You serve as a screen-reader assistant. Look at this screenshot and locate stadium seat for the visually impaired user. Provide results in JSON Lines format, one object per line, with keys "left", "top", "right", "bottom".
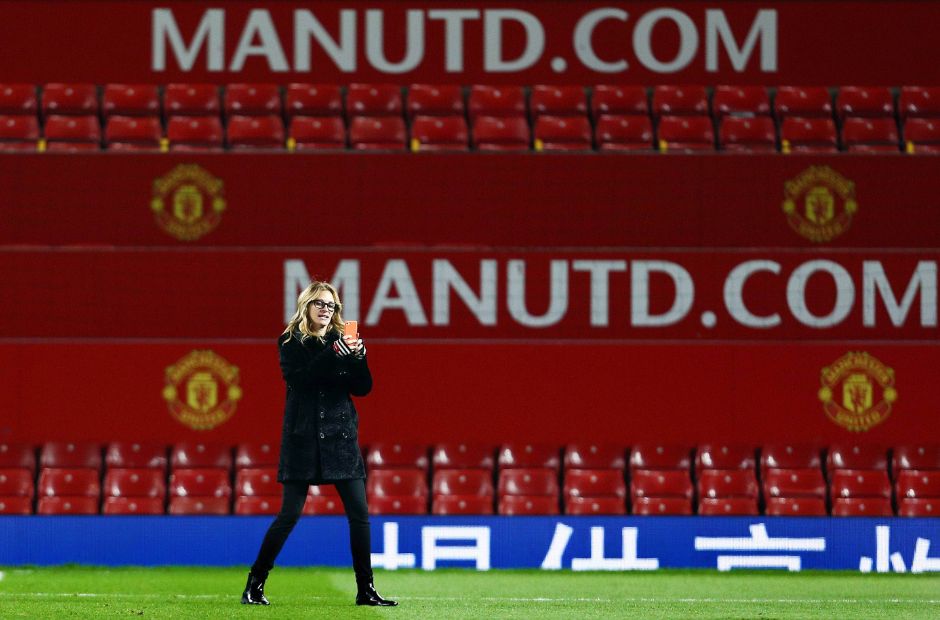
{"left": 895, "top": 470, "right": 940, "bottom": 499}
{"left": 0, "top": 114, "right": 39, "bottom": 151}
{"left": 224, "top": 83, "right": 281, "bottom": 116}
{"left": 0, "top": 83, "right": 38, "bottom": 113}
{"left": 349, "top": 116, "right": 406, "bottom": 150}
{"left": 899, "top": 86, "right": 940, "bottom": 119}
{"left": 103, "top": 497, "right": 165, "bottom": 515}
{"left": 43, "top": 115, "right": 101, "bottom": 151}
{"left": 498, "top": 495, "right": 558, "bottom": 515}
{"left": 780, "top": 118, "right": 838, "bottom": 153}
{"left": 652, "top": 85, "right": 709, "bottom": 117}
{"left": 762, "top": 469, "right": 826, "bottom": 498}
{"left": 530, "top": 85, "right": 587, "bottom": 118}
{"left": 170, "top": 443, "right": 232, "bottom": 469}
{"left": 563, "top": 469, "right": 626, "bottom": 499}
{"left": 904, "top": 118, "right": 940, "bottom": 154}
{"left": 103, "top": 469, "right": 166, "bottom": 498}
{"left": 40, "top": 442, "right": 101, "bottom": 470}
{"left": 698, "top": 497, "right": 759, "bottom": 516}
{"left": 37, "top": 496, "right": 99, "bottom": 515}
{"left": 105, "top": 116, "right": 163, "bottom": 151}
{"left": 368, "top": 495, "right": 427, "bottom": 515}
{"left": 712, "top": 86, "right": 771, "bottom": 118}
{"left": 893, "top": 445, "right": 940, "bottom": 470}
{"left": 105, "top": 442, "right": 167, "bottom": 470}
{"left": 696, "top": 470, "right": 759, "bottom": 499}
{"left": 718, "top": 117, "right": 777, "bottom": 153}
{"left": 235, "top": 443, "right": 279, "bottom": 469}
{"left": 410, "top": 115, "right": 469, "bottom": 152}
{"left": 472, "top": 116, "right": 530, "bottom": 151}
{"left": 432, "top": 469, "right": 494, "bottom": 496}
{"left": 826, "top": 444, "right": 888, "bottom": 472}
{"left": 235, "top": 468, "right": 280, "bottom": 497}
{"left": 0, "top": 497, "right": 33, "bottom": 514}
{"left": 774, "top": 86, "right": 833, "bottom": 119}
{"left": 897, "top": 498, "right": 938, "bottom": 517}
{"left": 764, "top": 496, "right": 827, "bottom": 516}
{"left": 592, "top": 85, "right": 649, "bottom": 118}
{"left": 407, "top": 84, "right": 464, "bottom": 118}
{"left": 829, "top": 469, "right": 891, "bottom": 498}
{"left": 0, "top": 443, "right": 36, "bottom": 472}
{"left": 347, "top": 83, "right": 402, "bottom": 117}
{"left": 564, "top": 444, "right": 626, "bottom": 470}
{"left": 168, "top": 468, "right": 232, "bottom": 498}
{"left": 164, "top": 83, "right": 220, "bottom": 116}
{"left": 166, "top": 116, "right": 224, "bottom": 151}
{"left": 0, "top": 469, "right": 34, "bottom": 497}
{"left": 431, "top": 443, "right": 495, "bottom": 470}
{"left": 696, "top": 445, "right": 756, "bottom": 471}
{"left": 836, "top": 86, "right": 895, "bottom": 119}
{"left": 657, "top": 116, "right": 715, "bottom": 152}
{"left": 38, "top": 468, "right": 100, "bottom": 496}
{"left": 234, "top": 496, "right": 280, "bottom": 515}
{"left": 468, "top": 85, "right": 526, "bottom": 119}
{"left": 102, "top": 84, "right": 160, "bottom": 117}
{"left": 366, "top": 443, "right": 429, "bottom": 469}
{"left": 304, "top": 495, "right": 345, "bottom": 515}
{"left": 842, "top": 118, "right": 900, "bottom": 152}
{"left": 632, "top": 496, "right": 692, "bottom": 515}
{"left": 288, "top": 116, "right": 346, "bottom": 151}
{"left": 760, "top": 444, "right": 821, "bottom": 471}
{"left": 534, "top": 115, "right": 592, "bottom": 151}
{"left": 285, "top": 84, "right": 343, "bottom": 117}
{"left": 168, "top": 497, "right": 230, "bottom": 515}
{"left": 227, "top": 114, "right": 285, "bottom": 150}
{"left": 631, "top": 469, "right": 693, "bottom": 499}
{"left": 595, "top": 115, "right": 654, "bottom": 151}
{"left": 432, "top": 495, "right": 494, "bottom": 515}
{"left": 309, "top": 484, "right": 340, "bottom": 497}
{"left": 630, "top": 444, "right": 691, "bottom": 470}
{"left": 565, "top": 495, "right": 626, "bottom": 515}
{"left": 498, "top": 469, "right": 559, "bottom": 496}
{"left": 41, "top": 83, "right": 98, "bottom": 115}
{"left": 367, "top": 469, "right": 429, "bottom": 497}
{"left": 497, "top": 444, "right": 561, "bottom": 469}
{"left": 831, "top": 497, "right": 893, "bottom": 517}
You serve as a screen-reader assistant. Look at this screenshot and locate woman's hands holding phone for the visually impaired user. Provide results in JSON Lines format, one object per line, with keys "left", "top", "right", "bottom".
{"left": 334, "top": 334, "right": 366, "bottom": 358}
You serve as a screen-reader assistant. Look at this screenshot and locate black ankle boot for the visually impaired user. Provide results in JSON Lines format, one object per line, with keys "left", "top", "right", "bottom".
{"left": 241, "top": 572, "right": 270, "bottom": 605}
{"left": 356, "top": 581, "right": 398, "bottom": 606}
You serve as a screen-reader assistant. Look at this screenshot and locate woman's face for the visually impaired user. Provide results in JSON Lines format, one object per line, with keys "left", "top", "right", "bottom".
{"left": 308, "top": 290, "right": 336, "bottom": 331}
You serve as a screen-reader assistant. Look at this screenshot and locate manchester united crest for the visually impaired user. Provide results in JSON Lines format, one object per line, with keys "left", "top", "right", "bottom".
{"left": 163, "top": 350, "right": 242, "bottom": 430}
{"left": 819, "top": 352, "right": 897, "bottom": 432}
{"left": 782, "top": 166, "right": 857, "bottom": 242}
{"left": 151, "top": 164, "right": 226, "bottom": 241}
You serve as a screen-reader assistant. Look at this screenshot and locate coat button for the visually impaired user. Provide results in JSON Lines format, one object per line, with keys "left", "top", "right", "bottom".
{"left": 319, "top": 433, "right": 325, "bottom": 439}
{"left": 320, "top": 413, "right": 325, "bottom": 419}
{"left": 342, "top": 432, "right": 348, "bottom": 439}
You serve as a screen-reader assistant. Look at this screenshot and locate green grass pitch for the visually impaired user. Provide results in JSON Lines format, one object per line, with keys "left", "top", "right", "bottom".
{"left": 1, "top": 566, "right": 938, "bottom": 619}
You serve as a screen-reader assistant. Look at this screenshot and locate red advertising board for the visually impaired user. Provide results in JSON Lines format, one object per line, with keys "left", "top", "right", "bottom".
{"left": 0, "top": 1, "right": 938, "bottom": 85}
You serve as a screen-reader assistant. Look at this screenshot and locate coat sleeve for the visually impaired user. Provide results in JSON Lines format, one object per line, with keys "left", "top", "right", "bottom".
{"left": 344, "top": 355, "right": 373, "bottom": 397}
{"left": 279, "top": 335, "right": 338, "bottom": 390}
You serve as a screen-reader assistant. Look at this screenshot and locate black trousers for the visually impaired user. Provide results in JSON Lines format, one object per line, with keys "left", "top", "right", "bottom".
{"left": 250, "top": 478, "right": 373, "bottom": 585}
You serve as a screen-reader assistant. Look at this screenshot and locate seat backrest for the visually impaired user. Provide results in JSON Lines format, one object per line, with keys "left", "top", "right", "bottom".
{"left": 407, "top": 84, "right": 464, "bottom": 118}
{"left": 0, "top": 443, "right": 36, "bottom": 472}
{"left": 630, "top": 469, "right": 692, "bottom": 498}
{"left": 468, "top": 85, "right": 526, "bottom": 120}
{"left": 227, "top": 114, "right": 285, "bottom": 148}
{"left": 761, "top": 444, "right": 822, "bottom": 471}
{"left": 696, "top": 469, "right": 759, "bottom": 498}
{"left": 103, "top": 468, "right": 166, "bottom": 498}
{"left": 365, "top": 443, "right": 429, "bottom": 469}
{"left": 826, "top": 444, "right": 888, "bottom": 472}
{"left": 472, "top": 116, "right": 530, "bottom": 149}
{"left": 592, "top": 85, "right": 648, "bottom": 118}
{"left": 431, "top": 443, "right": 495, "bottom": 470}
{"left": 42, "top": 83, "right": 98, "bottom": 115}
{"left": 899, "top": 86, "right": 940, "bottom": 119}
{"left": 235, "top": 443, "right": 279, "bottom": 469}
{"left": 695, "top": 444, "right": 757, "bottom": 471}
{"left": 432, "top": 469, "right": 494, "bottom": 496}
{"left": 563, "top": 469, "right": 626, "bottom": 498}
{"left": 170, "top": 443, "right": 232, "bottom": 469}
{"left": 285, "top": 84, "right": 343, "bottom": 117}
{"left": 102, "top": 84, "right": 160, "bottom": 117}
{"left": 774, "top": 86, "right": 833, "bottom": 119}
{"left": 497, "top": 444, "right": 560, "bottom": 469}
{"left": 497, "top": 468, "right": 559, "bottom": 496}
{"left": 348, "top": 116, "right": 406, "bottom": 149}
{"left": 836, "top": 86, "right": 895, "bottom": 119}
{"left": 829, "top": 469, "right": 891, "bottom": 499}
{"left": 105, "top": 442, "right": 168, "bottom": 469}
{"left": 762, "top": 468, "right": 826, "bottom": 498}
{"left": 652, "top": 85, "right": 709, "bottom": 117}
{"left": 366, "top": 469, "right": 429, "bottom": 497}
{"left": 0, "top": 84, "right": 38, "bottom": 114}
{"left": 630, "top": 444, "right": 691, "bottom": 470}
{"left": 224, "top": 83, "right": 282, "bottom": 116}
{"left": 563, "top": 444, "right": 626, "bottom": 470}
{"left": 347, "top": 83, "right": 403, "bottom": 117}
{"left": 168, "top": 468, "right": 232, "bottom": 498}
{"left": 37, "top": 468, "right": 101, "bottom": 497}
{"left": 164, "top": 83, "right": 220, "bottom": 116}
{"left": 40, "top": 442, "right": 101, "bottom": 469}
{"left": 234, "top": 468, "right": 280, "bottom": 497}
{"left": 595, "top": 114, "right": 653, "bottom": 147}
{"left": 530, "top": 85, "right": 587, "bottom": 118}
{"left": 712, "top": 85, "right": 771, "bottom": 118}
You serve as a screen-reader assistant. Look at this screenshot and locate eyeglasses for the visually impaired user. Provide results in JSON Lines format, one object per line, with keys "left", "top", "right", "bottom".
{"left": 311, "top": 299, "right": 339, "bottom": 312}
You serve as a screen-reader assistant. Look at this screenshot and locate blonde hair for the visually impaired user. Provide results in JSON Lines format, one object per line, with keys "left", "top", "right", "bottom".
{"left": 282, "top": 281, "right": 344, "bottom": 343}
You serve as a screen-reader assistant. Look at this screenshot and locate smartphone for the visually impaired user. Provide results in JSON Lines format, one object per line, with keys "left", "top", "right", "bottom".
{"left": 343, "top": 320, "right": 358, "bottom": 339}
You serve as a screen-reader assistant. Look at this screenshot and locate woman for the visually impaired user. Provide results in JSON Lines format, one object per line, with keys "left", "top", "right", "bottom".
{"left": 242, "top": 281, "right": 397, "bottom": 607}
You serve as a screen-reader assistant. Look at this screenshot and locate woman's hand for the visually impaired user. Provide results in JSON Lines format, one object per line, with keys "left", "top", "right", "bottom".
{"left": 333, "top": 335, "right": 366, "bottom": 358}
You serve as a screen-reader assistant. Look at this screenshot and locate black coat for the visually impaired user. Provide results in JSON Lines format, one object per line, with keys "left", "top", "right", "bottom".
{"left": 276, "top": 330, "right": 372, "bottom": 483}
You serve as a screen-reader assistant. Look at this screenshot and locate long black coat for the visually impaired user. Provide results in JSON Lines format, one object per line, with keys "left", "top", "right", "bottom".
{"left": 276, "top": 330, "right": 372, "bottom": 483}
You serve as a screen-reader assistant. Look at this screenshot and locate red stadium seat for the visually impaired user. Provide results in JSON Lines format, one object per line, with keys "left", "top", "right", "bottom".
{"left": 780, "top": 117, "right": 838, "bottom": 153}
{"left": 105, "top": 116, "right": 163, "bottom": 151}
{"left": 37, "top": 496, "right": 98, "bottom": 515}
{"left": 657, "top": 116, "right": 715, "bottom": 152}
{"left": 368, "top": 495, "right": 427, "bottom": 515}
{"left": 170, "top": 443, "right": 232, "bottom": 470}
{"left": 164, "top": 83, "right": 220, "bottom": 116}
{"left": 830, "top": 469, "right": 891, "bottom": 499}
{"left": 0, "top": 469, "right": 34, "bottom": 497}
{"left": 564, "top": 469, "right": 626, "bottom": 499}
{"left": 168, "top": 468, "right": 232, "bottom": 498}
{"left": 899, "top": 86, "right": 940, "bottom": 119}
{"left": 285, "top": 84, "right": 343, "bottom": 117}
{"left": 432, "top": 444, "right": 495, "bottom": 470}
{"left": 827, "top": 444, "right": 888, "bottom": 472}
{"left": 367, "top": 469, "right": 428, "bottom": 497}
{"left": 366, "top": 443, "right": 429, "bottom": 469}
{"left": 105, "top": 442, "right": 167, "bottom": 470}
{"left": 498, "top": 469, "right": 559, "bottom": 496}
{"left": 0, "top": 497, "right": 33, "bottom": 514}
{"left": 697, "top": 470, "right": 759, "bottom": 499}
{"left": 592, "top": 85, "right": 648, "bottom": 118}
{"left": 468, "top": 85, "right": 526, "bottom": 120}
{"left": 235, "top": 468, "right": 280, "bottom": 497}
{"left": 42, "top": 83, "right": 97, "bottom": 115}
{"left": 836, "top": 86, "right": 895, "bottom": 119}
{"left": 696, "top": 445, "right": 757, "bottom": 471}
{"left": 497, "top": 444, "right": 560, "bottom": 469}
{"left": 530, "top": 85, "right": 587, "bottom": 118}
{"left": 227, "top": 114, "right": 285, "bottom": 150}
{"left": 712, "top": 86, "right": 771, "bottom": 118}
{"left": 632, "top": 497, "right": 691, "bottom": 515}
{"left": 349, "top": 116, "right": 406, "bottom": 150}
{"left": 166, "top": 116, "right": 224, "bottom": 151}
{"left": 289, "top": 116, "right": 346, "bottom": 151}
{"left": 765, "top": 497, "right": 827, "bottom": 516}
{"left": 0, "top": 84, "right": 38, "bottom": 114}
{"left": 472, "top": 116, "right": 529, "bottom": 151}
{"left": 225, "top": 83, "right": 281, "bottom": 116}
{"left": 718, "top": 117, "right": 777, "bottom": 153}
{"left": 40, "top": 442, "right": 101, "bottom": 470}
{"left": 652, "top": 85, "right": 709, "bottom": 117}
{"left": 630, "top": 444, "right": 691, "bottom": 470}
{"left": 534, "top": 116, "right": 592, "bottom": 151}
{"left": 760, "top": 444, "right": 821, "bottom": 471}
{"left": 774, "top": 86, "right": 833, "bottom": 119}
{"left": 235, "top": 443, "right": 279, "bottom": 469}
{"left": 309, "top": 484, "right": 340, "bottom": 497}
{"left": 432, "top": 469, "right": 494, "bottom": 496}
{"left": 564, "top": 444, "right": 626, "bottom": 470}
{"left": 0, "top": 443, "right": 36, "bottom": 472}
{"left": 905, "top": 119, "right": 940, "bottom": 154}
{"left": 168, "top": 497, "right": 230, "bottom": 515}
{"left": 896, "top": 470, "right": 940, "bottom": 499}
{"left": 565, "top": 496, "right": 626, "bottom": 515}
{"left": 432, "top": 495, "right": 494, "bottom": 515}
{"left": 898, "top": 498, "right": 938, "bottom": 517}
{"left": 498, "top": 495, "right": 558, "bottom": 515}
{"left": 234, "top": 496, "right": 280, "bottom": 515}
{"left": 631, "top": 469, "right": 693, "bottom": 499}
{"left": 102, "top": 84, "right": 160, "bottom": 117}
{"left": 842, "top": 118, "right": 900, "bottom": 152}
{"left": 0, "top": 115, "right": 39, "bottom": 151}
{"left": 595, "top": 115, "right": 654, "bottom": 151}
{"left": 407, "top": 84, "right": 464, "bottom": 118}
{"left": 893, "top": 445, "right": 940, "bottom": 471}
{"left": 831, "top": 497, "right": 893, "bottom": 517}
{"left": 43, "top": 115, "right": 101, "bottom": 150}
{"left": 698, "top": 497, "right": 759, "bottom": 516}
{"left": 762, "top": 469, "right": 826, "bottom": 498}
{"left": 304, "top": 495, "right": 345, "bottom": 515}
{"left": 410, "top": 115, "right": 469, "bottom": 152}
{"left": 103, "top": 469, "right": 166, "bottom": 498}
{"left": 103, "top": 497, "right": 165, "bottom": 515}
{"left": 347, "top": 83, "right": 402, "bottom": 117}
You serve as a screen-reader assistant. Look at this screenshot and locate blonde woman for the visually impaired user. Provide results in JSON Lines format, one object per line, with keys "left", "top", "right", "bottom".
{"left": 242, "top": 281, "right": 397, "bottom": 607}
